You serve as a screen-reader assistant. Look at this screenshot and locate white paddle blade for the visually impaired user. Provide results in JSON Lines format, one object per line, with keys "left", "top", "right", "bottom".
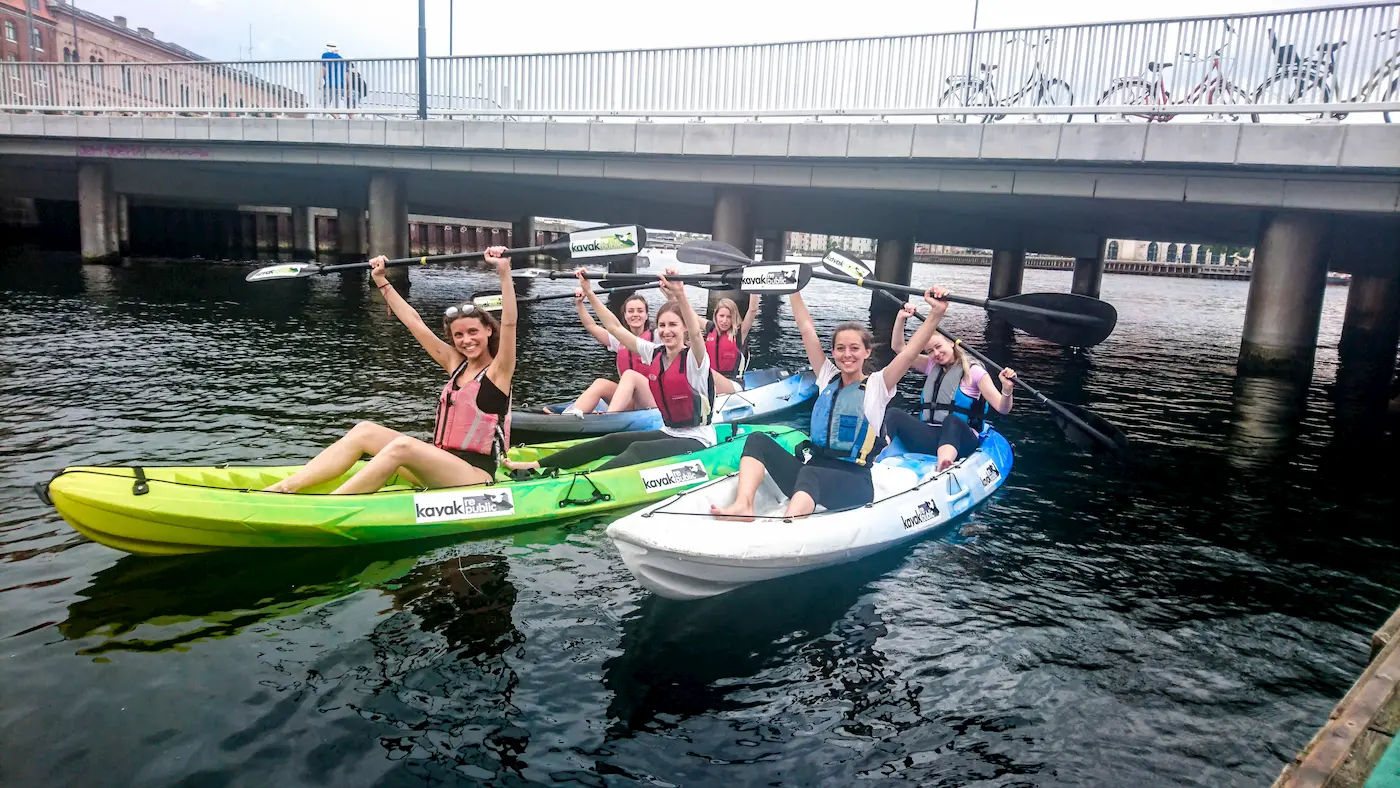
{"left": 737, "top": 263, "right": 809, "bottom": 294}
{"left": 245, "top": 264, "right": 311, "bottom": 282}
{"left": 566, "top": 225, "right": 646, "bottom": 260}
{"left": 821, "top": 249, "right": 872, "bottom": 280}
{"left": 472, "top": 293, "right": 504, "bottom": 313}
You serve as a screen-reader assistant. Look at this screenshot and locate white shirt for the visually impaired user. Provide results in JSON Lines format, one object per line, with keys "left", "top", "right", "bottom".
{"left": 633, "top": 337, "right": 716, "bottom": 447}
{"left": 815, "top": 360, "right": 897, "bottom": 439}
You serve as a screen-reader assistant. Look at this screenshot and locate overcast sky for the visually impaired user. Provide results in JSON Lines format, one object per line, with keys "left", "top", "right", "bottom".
{"left": 74, "top": 0, "right": 1331, "bottom": 61}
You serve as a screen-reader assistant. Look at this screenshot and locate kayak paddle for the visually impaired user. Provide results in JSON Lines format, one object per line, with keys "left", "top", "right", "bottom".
{"left": 819, "top": 249, "right": 1118, "bottom": 348}
{"left": 468, "top": 281, "right": 661, "bottom": 312}
{"left": 526, "top": 260, "right": 813, "bottom": 296}
{"left": 244, "top": 225, "right": 649, "bottom": 283}
{"left": 885, "top": 291, "right": 1129, "bottom": 456}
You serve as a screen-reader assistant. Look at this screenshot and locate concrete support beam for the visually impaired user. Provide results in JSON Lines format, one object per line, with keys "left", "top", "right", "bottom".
{"left": 512, "top": 215, "right": 538, "bottom": 268}
{"left": 988, "top": 249, "right": 1025, "bottom": 300}
{"left": 77, "top": 162, "right": 117, "bottom": 263}
{"left": 708, "top": 188, "right": 754, "bottom": 314}
{"left": 1238, "top": 212, "right": 1331, "bottom": 378}
{"left": 1071, "top": 240, "right": 1106, "bottom": 299}
{"left": 872, "top": 236, "right": 914, "bottom": 345}
{"left": 291, "top": 206, "right": 316, "bottom": 258}
{"left": 338, "top": 206, "right": 365, "bottom": 262}
{"left": 1335, "top": 271, "right": 1400, "bottom": 409}
{"left": 113, "top": 194, "right": 128, "bottom": 256}
{"left": 760, "top": 231, "right": 786, "bottom": 263}
{"left": 369, "top": 172, "right": 407, "bottom": 283}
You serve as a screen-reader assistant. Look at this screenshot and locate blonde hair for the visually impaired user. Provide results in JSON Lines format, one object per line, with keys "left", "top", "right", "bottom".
{"left": 711, "top": 298, "right": 740, "bottom": 335}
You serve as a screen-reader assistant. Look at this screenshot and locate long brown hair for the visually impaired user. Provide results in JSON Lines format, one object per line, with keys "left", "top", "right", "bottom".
{"left": 654, "top": 301, "right": 688, "bottom": 344}
{"left": 622, "top": 293, "right": 652, "bottom": 335}
{"left": 443, "top": 305, "right": 501, "bottom": 358}
{"left": 831, "top": 321, "right": 875, "bottom": 374}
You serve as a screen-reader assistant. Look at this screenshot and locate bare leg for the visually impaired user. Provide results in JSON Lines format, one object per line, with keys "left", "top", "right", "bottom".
{"left": 265, "top": 421, "right": 403, "bottom": 493}
{"left": 607, "top": 370, "right": 651, "bottom": 413}
{"left": 333, "top": 435, "right": 492, "bottom": 494}
{"left": 936, "top": 445, "right": 957, "bottom": 472}
{"left": 783, "top": 491, "right": 816, "bottom": 518}
{"left": 569, "top": 378, "right": 617, "bottom": 414}
{"left": 709, "top": 455, "right": 767, "bottom": 521}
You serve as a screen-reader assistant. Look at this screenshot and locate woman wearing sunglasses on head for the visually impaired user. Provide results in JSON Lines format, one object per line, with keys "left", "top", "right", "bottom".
{"left": 264, "top": 247, "right": 517, "bottom": 494}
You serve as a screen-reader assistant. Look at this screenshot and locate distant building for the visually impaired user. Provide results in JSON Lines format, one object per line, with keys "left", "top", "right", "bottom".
{"left": 1, "top": 0, "right": 56, "bottom": 63}
{"left": 1106, "top": 239, "right": 1254, "bottom": 266}
{"left": 787, "top": 233, "right": 876, "bottom": 255}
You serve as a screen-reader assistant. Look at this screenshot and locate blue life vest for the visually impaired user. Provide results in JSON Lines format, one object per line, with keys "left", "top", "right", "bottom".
{"left": 809, "top": 375, "right": 881, "bottom": 465}
{"left": 921, "top": 363, "right": 988, "bottom": 430}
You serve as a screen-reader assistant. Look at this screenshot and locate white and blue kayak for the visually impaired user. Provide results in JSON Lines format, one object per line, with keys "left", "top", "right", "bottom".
{"left": 606, "top": 426, "right": 1013, "bottom": 600}
{"left": 511, "top": 368, "right": 818, "bottom": 437}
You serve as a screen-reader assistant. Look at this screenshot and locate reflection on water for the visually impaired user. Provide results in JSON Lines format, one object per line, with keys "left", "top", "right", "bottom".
{"left": 1, "top": 249, "right": 1398, "bottom": 786}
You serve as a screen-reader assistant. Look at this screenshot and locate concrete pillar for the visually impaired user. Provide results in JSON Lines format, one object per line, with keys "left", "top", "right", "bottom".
{"left": 988, "top": 249, "right": 1025, "bottom": 300}
{"left": 708, "top": 188, "right": 754, "bottom": 314}
{"left": 369, "top": 173, "right": 408, "bottom": 285}
{"left": 1071, "top": 241, "right": 1106, "bottom": 299}
{"left": 759, "top": 231, "right": 786, "bottom": 263}
{"left": 872, "top": 237, "right": 914, "bottom": 357}
{"left": 1335, "top": 271, "right": 1400, "bottom": 407}
{"left": 77, "top": 162, "right": 117, "bottom": 263}
{"left": 337, "top": 206, "right": 365, "bottom": 262}
{"left": 291, "top": 206, "right": 316, "bottom": 258}
{"left": 1238, "top": 212, "right": 1331, "bottom": 378}
{"left": 113, "top": 194, "right": 129, "bottom": 256}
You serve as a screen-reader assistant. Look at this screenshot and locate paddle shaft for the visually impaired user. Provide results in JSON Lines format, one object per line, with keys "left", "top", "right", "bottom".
{"left": 896, "top": 301, "right": 1123, "bottom": 452}
{"left": 517, "top": 281, "right": 659, "bottom": 304}
{"left": 810, "top": 270, "right": 1102, "bottom": 327}
{"left": 315, "top": 242, "right": 563, "bottom": 276}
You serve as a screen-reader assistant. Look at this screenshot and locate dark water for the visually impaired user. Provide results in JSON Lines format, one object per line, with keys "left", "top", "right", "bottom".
{"left": 2, "top": 247, "right": 1397, "bottom": 787}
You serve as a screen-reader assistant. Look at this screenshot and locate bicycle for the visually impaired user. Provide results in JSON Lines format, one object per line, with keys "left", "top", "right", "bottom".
{"left": 937, "top": 34, "right": 1075, "bottom": 123}
{"left": 1095, "top": 23, "right": 1250, "bottom": 122}
{"left": 1249, "top": 28, "right": 1346, "bottom": 122}
{"left": 1350, "top": 28, "right": 1400, "bottom": 123}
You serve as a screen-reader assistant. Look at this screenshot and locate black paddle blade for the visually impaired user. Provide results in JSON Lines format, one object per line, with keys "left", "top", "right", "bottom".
{"left": 245, "top": 263, "right": 320, "bottom": 282}
{"left": 559, "top": 225, "right": 647, "bottom": 262}
{"left": 989, "top": 293, "right": 1118, "bottom": 347}
{"left": 821, "top": 249, "right": 874, "bottom": 280}
{"left": 1052, "top": 402, "right": 1130, "bottom": 455}
{"left": 677, "top": 239, "right": 753, "bottom": 268}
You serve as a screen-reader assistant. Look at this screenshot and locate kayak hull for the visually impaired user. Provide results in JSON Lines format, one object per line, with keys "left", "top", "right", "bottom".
{"left": 512, "top": 368, "right": 817, "bottom": 436}
{"left": 606, "top": 427, "right": 1013, "bottom": 600}
{"left": 44, "top": 424, "right": 809, "bottom": 556}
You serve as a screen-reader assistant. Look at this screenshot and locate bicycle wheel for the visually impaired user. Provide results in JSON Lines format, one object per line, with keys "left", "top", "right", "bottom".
{"left": 1251, "top": 73, "right": 1332, "bottom": 123}
{"left": 1095, "top": 80, "right": 1160, "bottom": 122}
{"left": 938, "top": 79, "right": 997, "bottom": 124}
{"left": 1032, "top": 78, "right": 1075, "bottom": 123}
{"left": 1206, "top": 81, "right": 1252, "bottom": 123}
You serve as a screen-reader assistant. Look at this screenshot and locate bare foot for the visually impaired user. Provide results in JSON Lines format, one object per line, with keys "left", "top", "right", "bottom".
{"left": 262, "top": 480, "right": 296, "bottom": 493}
{"left": 503, "top": 458, "right": 539, "bottom": 471}
{"left": 710, "top": 501, "right": 755, "bottom": 522}
{"left": 936, "top": 458, "right": 954, "bottom": 473}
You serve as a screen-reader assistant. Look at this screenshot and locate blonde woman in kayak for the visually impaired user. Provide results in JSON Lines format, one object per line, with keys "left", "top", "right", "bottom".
{"left": 706, "top": 294, "right": 759, "bottom": 396}
{"left": 265, "top": 248, "right": 517, "bottom": 494}
{"left": 559, "top": 289, "right": 658, "bottom": 415}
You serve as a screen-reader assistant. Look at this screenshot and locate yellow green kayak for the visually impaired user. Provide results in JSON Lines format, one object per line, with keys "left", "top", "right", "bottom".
{"left": 39, "top": 424, "right": 807, "bottom": 557}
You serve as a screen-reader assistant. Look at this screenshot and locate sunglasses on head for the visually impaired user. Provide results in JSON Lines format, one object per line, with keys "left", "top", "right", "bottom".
{"left": 444, "top": 303, "right": 482, "bottom": 319}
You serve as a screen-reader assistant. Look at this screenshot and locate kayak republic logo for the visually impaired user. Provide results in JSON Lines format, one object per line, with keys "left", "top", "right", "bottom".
{"left": 247, "top": 264, "right": 303, "bottom": 281}
{"left": 639, "top": 460, "right": 708, "bottom": 493}
{"left": 740, "top": 264, "right": 801, "bottom": 291}
{"left": 570, "top": 226, "right": 639, "bottom": 258}
{"left": 412, "top": 488, "right": 515, "bottom": 524}
{"left": 978, "top": 460, "right": 1001, "bottom": 488}
{"left": 900, "top": 497, "right": 941, "bottom": 530}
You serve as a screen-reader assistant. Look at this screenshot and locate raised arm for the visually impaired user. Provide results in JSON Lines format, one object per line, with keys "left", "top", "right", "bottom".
{"left": 975, "top": 358, "right": 1016, "bottom": 414}
{"left": 659, "top": 274, "right": 708, "bottom": 366}
{"left": 578, "top": 269, "right": 642, "bottom": 355}
{"left": 370, "top": 255, "right": 458, "bottom": 373}
{"left": 485, "top": 246, "right": 517, "bottom": 392}
{"left": 788, "top": 292, "right": 828, "bottom": 374}
{"left": 882, "top": 287, "right": 948, "bottom": 390}
{"left": 890, "top": 304, "right": 933, "bottom": 370}
{"left": 738, "top": 294, "right": 759, "bottom": 344}
{"left": 574, "top": 292, "right": 613, "bottom": 347}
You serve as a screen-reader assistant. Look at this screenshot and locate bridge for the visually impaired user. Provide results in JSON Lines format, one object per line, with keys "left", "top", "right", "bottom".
{"left": 1, "top": 1, "right": 1399, "bottom": 391}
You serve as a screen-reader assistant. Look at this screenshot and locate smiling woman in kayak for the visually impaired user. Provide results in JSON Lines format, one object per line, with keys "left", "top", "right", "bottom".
{"left": 264, "top": 248, "right": 517, "bottom": 494}
{"left": 711, "top": 286, "right": 947, "bottom": 520}
{"left": 706, "top": 294, "right": 758, "bottom": 395}
{"left": 511, "top": 269, "right": 714, "bottom": 472}
{"left": 559, "top": 290, "right": 657, "bottom": 415}
{"left": 887, "top": 304, "right": 1016, "bottom": 472}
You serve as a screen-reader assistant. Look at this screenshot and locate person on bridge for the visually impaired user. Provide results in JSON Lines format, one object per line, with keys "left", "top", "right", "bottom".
{"left": 884, "top": 303, "right": 1016, "bottom": 472}
{"left": 556, "top": 288, "right": 659, "bottom": 415}
{"left": 709, "top": 287, "right": 944, "bottom": 520}
{"left": 321, "top": 42, "right": 347, "bottom": 112}
{"left": 511, "top": 268, "right": 716, "bottom": 472}
{"left": 264, "top": 247, "right": 518, "bottom": 494}
{"left": 706, "top": 295, "right": 759, "bottom": 395}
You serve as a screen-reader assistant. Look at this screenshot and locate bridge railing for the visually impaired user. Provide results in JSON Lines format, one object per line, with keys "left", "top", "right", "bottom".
{"left": 1, "top": 2, "right": 1398, "bottom": 121}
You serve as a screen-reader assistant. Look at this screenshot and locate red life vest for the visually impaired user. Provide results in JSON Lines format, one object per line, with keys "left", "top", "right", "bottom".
{"left": 704, "top": 324, "right": 745, "bottom": 376}
{"left": 434, "top": 361, "right": 511, "bottom": 462}
{"left": 646, "top": 347, "right": 712, "bottom": 428}
{"left": 615, "top": 329, "right": 653, "bottom": 376}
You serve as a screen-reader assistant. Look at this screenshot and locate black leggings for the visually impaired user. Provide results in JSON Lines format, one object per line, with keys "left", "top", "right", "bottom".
{"left": 883, "top": 408, "right": 981, "bottom": 459}
{"left": 741, "top": 431, "right": 873, "bottom": 511}
{"left": 539, "top": 430, "right": 705, "bottom": 472}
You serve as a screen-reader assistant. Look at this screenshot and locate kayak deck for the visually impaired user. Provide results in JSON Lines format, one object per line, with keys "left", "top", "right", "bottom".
{"left": 44, "top": 424, "right": 809, "bottom": 557}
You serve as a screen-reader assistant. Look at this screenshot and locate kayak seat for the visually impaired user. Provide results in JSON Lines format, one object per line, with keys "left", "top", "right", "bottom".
{"left": 871, "top": 464, "right": 921, "bottom": 499}
{"left": 742, "top": 368, "right": 788, "bottom": 389}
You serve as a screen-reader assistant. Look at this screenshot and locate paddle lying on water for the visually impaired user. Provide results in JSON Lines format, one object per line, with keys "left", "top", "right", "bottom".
{"left": 820, "top": 249, "right": 1118, "bottom": 348}
{"left": 468, "top": 281, "right": 661, "bottom": 312}
{"left": 883, "top": 291, "right": 1129, "bottom": 456}
{"left": 244, "top": 225, "right": 648, "bottom": 283}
